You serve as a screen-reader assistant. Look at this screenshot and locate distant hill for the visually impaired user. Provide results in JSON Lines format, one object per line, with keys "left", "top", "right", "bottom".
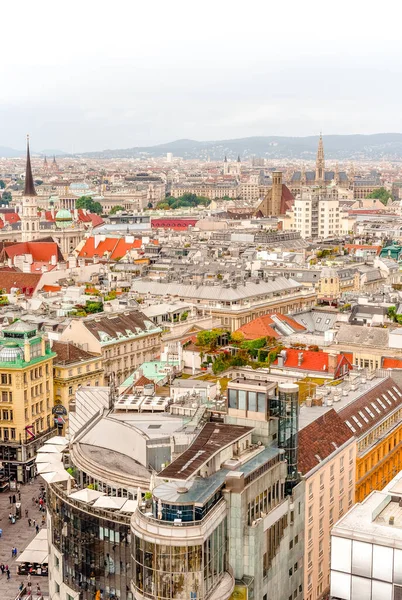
{"left": 80, "top": 134, "right": 402, "bottom": 160}
{"left": 0, "top": 147, "right": 68, "bottom": 158}
{"left": 0, "top": 146, "right": 24, "bottom": 158}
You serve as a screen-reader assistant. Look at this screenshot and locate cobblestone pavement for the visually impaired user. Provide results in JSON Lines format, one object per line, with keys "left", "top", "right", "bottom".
{"left": 0, "top": 479, "right": 49, "bottom": 600}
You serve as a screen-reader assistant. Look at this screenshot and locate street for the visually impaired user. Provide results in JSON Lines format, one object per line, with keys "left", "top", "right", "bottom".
{"left": 0, "top": 479, "right": 49, "bottom": 599}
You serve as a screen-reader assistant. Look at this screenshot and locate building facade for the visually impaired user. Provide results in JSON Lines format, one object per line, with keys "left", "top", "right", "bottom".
{"left": 60, "top": 310, "right": 162, "bottom": 384}
{"left": 0, "top": 320, "right": 56, "bottom": 482}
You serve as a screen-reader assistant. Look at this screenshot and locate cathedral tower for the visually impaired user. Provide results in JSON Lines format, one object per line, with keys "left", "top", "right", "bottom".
{"left": 21, "top": 136, "right": 40, "bottom": 242}
{"left": 315, "top": 133, "right": 325, "bottom": 185}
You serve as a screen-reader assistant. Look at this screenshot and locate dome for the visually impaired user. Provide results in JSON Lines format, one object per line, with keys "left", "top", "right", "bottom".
{"left": 55, "top": 209, "right": 73, "bottom": 229}
{"left": 0, "top": 343, "right": 24, "bottom": 362}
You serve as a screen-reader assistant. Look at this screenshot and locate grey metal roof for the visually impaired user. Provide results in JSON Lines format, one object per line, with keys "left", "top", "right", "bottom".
{"left": 336, "top": 323, "right": 389, "bottom": 348}
{"left": 130, "top": 277, "right": 301, "bottom": 301}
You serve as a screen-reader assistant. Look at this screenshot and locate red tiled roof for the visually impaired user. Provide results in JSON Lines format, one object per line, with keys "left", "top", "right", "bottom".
{"left": 44, "top": 211, "right": 56, "bottom": 222}
{"left": 383, "top": 357, "right": 402, "bottom": 369}
{"left": 272, "top": 348, "right": 353, "bottom": 377}
{"left": 298, "top": 409, "right": 354, "bottom": 474}
{"left": 78, "top": 236, "right": 158, "bottom": 260}
{"left": 339, "top": 379, "right": 402, "bottom": 437}
{"left": 1, "top": 242, "right": 62, "bottom": 263}
{"left": 0, "top": 270, "right": 42, "bottom": 296}
{"left": 134, "top": 375, "right": 153, "bottom": 387}
{"left": 345, "top": 244, "right": 381, "bottom": 255}
{"left": 3, "top": 213, "right": 20, "bottom": 224}
{"left": 43, "top": 284, "right": 62, "bottom": 292}
{"left": 236, "top": 313, "right": 305, "bottom": 341}
{"left": 52, "top": 340, "right": 100, "bottom": 365}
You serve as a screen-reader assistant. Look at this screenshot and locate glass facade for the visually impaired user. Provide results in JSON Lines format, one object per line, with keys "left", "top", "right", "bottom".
{"left": 228, "top": 388, "right": 267, "bottom": 414}
{"left": 153, "top": 491, "right": 222, "bottom": 523}
{"left": 133, "top": 518, "right": 227, "bottom": 599}
{"left": 49, "top": 487, "right": 133, "bottom": 600}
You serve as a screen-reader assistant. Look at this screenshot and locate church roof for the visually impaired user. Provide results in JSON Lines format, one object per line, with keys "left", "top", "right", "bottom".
{"left": 24, "top": 137, "right": 37, "bottom": 197}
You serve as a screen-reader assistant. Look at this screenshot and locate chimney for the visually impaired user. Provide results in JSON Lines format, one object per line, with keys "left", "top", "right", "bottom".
{"left": 328, "top": 353, "right": 338, "bottom": 375}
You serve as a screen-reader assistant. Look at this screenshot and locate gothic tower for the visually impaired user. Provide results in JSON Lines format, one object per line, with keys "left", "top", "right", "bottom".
{"left": 21, "top": 136, "right": 40, "bottom": 242}
{"left": 223, "top": 155, "right": 228, "bottom": 175}
{"left": 315, "top": 133, "right": 325, "bottom": 185}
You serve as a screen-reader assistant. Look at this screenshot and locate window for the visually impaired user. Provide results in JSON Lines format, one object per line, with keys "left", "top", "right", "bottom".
{"left": 308, "top": 482, "right": 313, "bottom": 499}
{"left": 68, "top": 386, "right": 73, "bottom": 395}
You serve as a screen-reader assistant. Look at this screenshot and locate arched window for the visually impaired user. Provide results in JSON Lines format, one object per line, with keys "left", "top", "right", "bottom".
{"left": 26, "top": 223, "right": 30, "bottom": 231}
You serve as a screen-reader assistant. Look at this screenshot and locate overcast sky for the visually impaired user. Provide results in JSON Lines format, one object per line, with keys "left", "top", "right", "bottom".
{"left": 1, "top": 0, "right": 402, "bottom": 152}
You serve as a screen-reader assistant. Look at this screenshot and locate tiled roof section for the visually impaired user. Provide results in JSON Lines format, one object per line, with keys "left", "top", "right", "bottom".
{"left": 345, "top": 244, "right": 381, "bottom": 255}
{"left": 52, "top": 341, "right": 99, "bottom": 365}
{"left": 82, "top": 310, "right": 159, "bottom": 342}
{"left": 134, "top": 375, "right": 153, "bottom": 387}
{"left": 383, "top": 358, "right": 402, "bottom": 369}
{"left": 42, "top": 284, "right": 61, "bottom": 292}
{"left": 78, "top": 236, "right": 158, "bottom": 260}
{"left": 298, "top": 409, "right": 354, "bottom": 475}
{"left": 0, "top": 270, "right": 42, "bottom": 296}
{"left": 77, "top": 210, "right": 104, "bottom": 227}
{"left": 280, "top": 184, "right": 294, "bottom": 214}
{"left": 159, "top": 422, "right": 253, "bottom": 480}
{"left": 236, "top": 313, "right": 305, "bottom": 340}
{"left": 272, "top": 348, "right": 352, "bottom": 375}
{"left": 339, "top": 379, "right": 402, "bottom": 437}
{"left": 0, "top": 241, "right": 63, "bottom": 263}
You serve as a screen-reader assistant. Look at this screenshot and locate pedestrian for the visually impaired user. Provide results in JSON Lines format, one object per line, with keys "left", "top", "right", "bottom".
{"left": 5, "top": 564, "right": 9, "bottom": 572}
{"left": 11, "top": 548, "right": 14, "bottom": 558}
{"left": 25, "top": 509, "right": 28, "bottom": 518}
{"left": 0, "top": 528, "right": 3, "bottom": 538}
{"left": 36, "top": 583, "right": 40, "bottom": 593}
{"left": 32, "top": 518, "right": 36, "bottom": 527}
{"left": 28, "top": 518, "right": 31, "bottom": 527}
{"left": 8, "top": 495, "right": 12, "bottom": 505}
{"left": 35, "top": 524, "right": 39, "bottom": 534}
{"left": 41, "top": 516, "right": 45, "bottom": 526}
{"left": 12, "top": 494, "right": 16, "bottom": 503}
{"left": 8, "top": 513, "right": 12, "bottom": 522}
{"left": 0, "top": 563, "right": 4, "bottom": 574}
{"left": 19, "top": 581, "right": 24, "bottom": 592}
{"left": 18, "top": 491, "right": 21, "bottom": 501}
{"left": 27, "top": 572, "right": 31, "bottom": 583}
{"left": 6, "top": 568, "right": 10, "bottom": 579}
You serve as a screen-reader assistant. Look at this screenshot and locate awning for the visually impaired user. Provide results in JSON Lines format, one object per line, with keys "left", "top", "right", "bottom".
{"left": 35, "top": 453, "right": 62, "bottom": 464}
{"left": 41, "top": 471, "right": 72, "bottom": 484}
{"left": 37, "top": 444, "right": 63, "bottom": 454}
{"left": 93, "top": 496, "right": 127, "bottom": 509}
{"left": 44, "top": 436, "right": 68, "bottom": 447}
{"left": 68, "top": 489, "right": 105, "bottom": 503}
{"left": 36, "top": 463, "right": 65, "bottom": 475}
{"left": 16, "top": 549, "right": 48, "bottom": 564}
{"left": 120, "top": 499, "right": 138, "bottom": 513}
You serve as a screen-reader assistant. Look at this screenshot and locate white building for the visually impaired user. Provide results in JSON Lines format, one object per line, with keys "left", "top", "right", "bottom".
{"left": 281, "top": 189, "right": 348, "bottom": 239}
{"left": 330, "top": 470, "right": 402, "bottom": 600}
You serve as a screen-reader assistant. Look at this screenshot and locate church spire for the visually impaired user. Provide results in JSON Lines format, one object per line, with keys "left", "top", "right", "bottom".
{"left": 24, "top": 135, "right": 37, "bottom": 197}
{"left": 315, "top": 132, "right": 325, "bottom": 185}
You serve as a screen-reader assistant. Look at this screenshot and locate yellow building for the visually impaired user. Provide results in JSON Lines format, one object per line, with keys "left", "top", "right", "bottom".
{"left": 0, "top": 320, "right": 56, "bottom": 483}
{"left": 338, "top": 377, "right": 402, "bottom": 502}
{"left": 52, "top": 341, "right": 104, "bottom": 432}
{"left": 317, "top": 267, "right": 359, "bottom": 303}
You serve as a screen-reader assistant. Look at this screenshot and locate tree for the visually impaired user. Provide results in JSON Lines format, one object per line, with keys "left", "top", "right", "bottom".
{"left": 1, "top": 191, "right": 11, "bottom": 204}
{"left": 230, "top": 331, "right": 245, "bottom": 344}
{"left": 109, "top": 205, "right": 125, "bottom": 214}
{"left": 367, "top": 187, "right": 393, "bottom": 206}
{"left": 76, "top": 195, "right": 103, "bottom": 215}
{"left": 0, "top": 180, "right": 5, "bottom": 189}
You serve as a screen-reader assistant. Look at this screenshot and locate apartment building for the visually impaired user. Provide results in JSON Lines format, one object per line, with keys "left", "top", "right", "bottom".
{"left": 281, "top": 190, "right": 347, "bottom": 239}
{"left": 60, "top": 310, "right": 162, "bottom": 384}
{"left": 51, "top": 341, "right": 104, "bottom": 432}
{"left": 299, "top": 409, "right": 357, "bottom": 600}
{"left": 0, "top": 320, "right": 56, "bottom": 482}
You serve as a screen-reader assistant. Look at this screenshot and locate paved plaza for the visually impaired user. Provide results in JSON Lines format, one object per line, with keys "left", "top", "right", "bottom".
{"left": 0, "top": 479, "right": 49, "bottom": 600}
